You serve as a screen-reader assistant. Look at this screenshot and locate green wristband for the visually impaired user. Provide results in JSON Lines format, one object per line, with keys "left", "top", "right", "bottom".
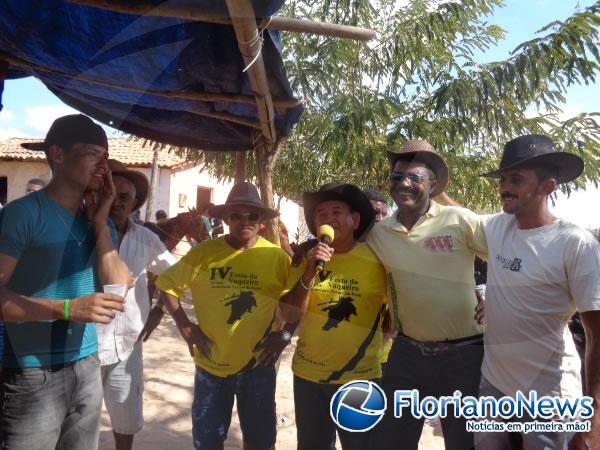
{"left": 63, "top": 300, "right": 70, "bottom": 321}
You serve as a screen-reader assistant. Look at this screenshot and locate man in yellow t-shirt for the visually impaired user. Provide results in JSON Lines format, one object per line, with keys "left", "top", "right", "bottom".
{"left": 279, "top": 183, "right": 386, "bottom": 450}
{"left": 155, "top": 182, "right": 291, "bottom": 450}
{"left": 367, "top": 140, "right": 487, "bottom": 450}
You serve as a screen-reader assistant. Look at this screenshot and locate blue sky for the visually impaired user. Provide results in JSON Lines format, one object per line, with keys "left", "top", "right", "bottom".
{"left": 0, "top": 0, "right": 598, "bottom": 225}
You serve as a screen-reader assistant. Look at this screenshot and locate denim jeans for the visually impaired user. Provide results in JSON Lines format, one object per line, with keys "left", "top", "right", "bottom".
{"left": 1, "top": 353, "right": 103, "bottom": 450}
{"left": 474, "top": 376, "right": 574, "bottom": 450}
{"left": 192, "top": 364, "right": 277, "bottom": 450}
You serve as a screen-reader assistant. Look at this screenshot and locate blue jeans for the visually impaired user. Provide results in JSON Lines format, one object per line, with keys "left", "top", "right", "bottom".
{"left": 192, "top": 364, "right": 276, "bottom": 450}
{"left": 1, "top": 353, "right": 103, "bottom": 450}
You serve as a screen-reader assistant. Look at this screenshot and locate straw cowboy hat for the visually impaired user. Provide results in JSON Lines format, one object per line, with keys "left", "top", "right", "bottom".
{"left": 386, "top": 139, "right": 449, "bottom": 196}
{"left": 208, "top": 182, "right": 279, "bottom": 220}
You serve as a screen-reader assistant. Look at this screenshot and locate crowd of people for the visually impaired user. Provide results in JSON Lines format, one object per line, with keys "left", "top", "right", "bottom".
{"left": 0, "top": 113, "right": 599, "bottom": 450}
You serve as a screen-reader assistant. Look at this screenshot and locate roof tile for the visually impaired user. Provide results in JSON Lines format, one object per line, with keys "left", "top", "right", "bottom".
{"left": 0, "top": 138, "right": 186, "bottom": 168}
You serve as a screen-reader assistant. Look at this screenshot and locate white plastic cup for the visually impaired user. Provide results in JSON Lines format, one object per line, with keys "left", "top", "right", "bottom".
{"left": 475, "top": 284, "right": 486, "bottom": 301}
{"left": 102, "top": 284, "right": 127, "bottom": 298}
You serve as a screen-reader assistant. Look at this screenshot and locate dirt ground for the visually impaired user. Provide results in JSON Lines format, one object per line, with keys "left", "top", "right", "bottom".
{"left": 98, "top": 301, "right": 444, "bottom": 450}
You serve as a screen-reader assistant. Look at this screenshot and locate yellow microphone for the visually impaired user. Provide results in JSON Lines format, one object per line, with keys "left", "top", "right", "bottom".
{"left": 315, "top": 224, "right": 335, "bottom": 272}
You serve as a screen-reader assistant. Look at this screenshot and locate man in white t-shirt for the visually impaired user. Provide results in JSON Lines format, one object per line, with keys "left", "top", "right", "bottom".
{"left": 97, "top": 160, "right": 177, "bottom": 450}
{"left": 475, "top": 134, "right": 600, "bottom": 450}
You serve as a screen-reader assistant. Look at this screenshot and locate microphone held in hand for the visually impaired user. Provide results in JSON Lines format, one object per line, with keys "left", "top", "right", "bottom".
{"left": 315, "top": 224, "right": 335, "bottom": 273}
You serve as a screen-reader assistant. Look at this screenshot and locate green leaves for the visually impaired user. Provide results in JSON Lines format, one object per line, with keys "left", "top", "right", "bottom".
{"left": 170, "top": 0, "right": 600, "bottom": 211}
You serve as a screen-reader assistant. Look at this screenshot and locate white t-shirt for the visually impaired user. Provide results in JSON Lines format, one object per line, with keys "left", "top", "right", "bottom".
{"left": 482, "top": 213, "right": 600, "bottom": 401}
{"left": 97, "top": 220, "right": 177, "bottom": 365}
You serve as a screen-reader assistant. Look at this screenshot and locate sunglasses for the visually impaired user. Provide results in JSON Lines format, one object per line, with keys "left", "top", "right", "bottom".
{"left": 228, "top": 211, "right": 261, "bottom": 221}
{"left": 389, "top": 171, "right": 431, "bottom": 184}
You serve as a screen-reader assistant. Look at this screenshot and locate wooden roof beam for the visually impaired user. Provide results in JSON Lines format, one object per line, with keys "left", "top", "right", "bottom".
{"left": 1, "top": 52, "right": 302, "bottom": 109}
{"left": 66, "top": 0, "right": 377, "bottom": 41}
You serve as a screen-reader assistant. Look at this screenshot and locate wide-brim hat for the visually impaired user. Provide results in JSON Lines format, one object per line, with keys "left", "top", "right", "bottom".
{"left": 208, "top": 182, "right": 279, "bottom": 220}
{"left": 303, "top": 183, "right": 376, "bottom": 239}
{"left": 386, "top": 139, "right": 449, "bottom": 196}
{"left": 21, "top": 114, "right": 108, "bottom": 151}
{"left": 482, "top": 134, "right": 584, "bottom": 183}
{"left": 108, "top": 159, "right": 149, "bottom": 211}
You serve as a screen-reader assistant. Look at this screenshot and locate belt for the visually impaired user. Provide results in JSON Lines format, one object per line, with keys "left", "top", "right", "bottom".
{"left": 397, "top": 334, "right": 483, "bottom": 356}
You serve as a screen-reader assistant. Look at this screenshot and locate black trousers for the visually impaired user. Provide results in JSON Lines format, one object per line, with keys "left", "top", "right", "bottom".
{"left": 294, "top": 376, "right": 376, "bottom": 450}
{"left": 371, "top": 338, "right": 484, "bottom": 450}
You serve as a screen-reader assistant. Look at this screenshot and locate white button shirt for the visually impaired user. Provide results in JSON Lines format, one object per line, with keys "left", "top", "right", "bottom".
{"left": 97, "top": 220, "right": 177, "bottom": 365}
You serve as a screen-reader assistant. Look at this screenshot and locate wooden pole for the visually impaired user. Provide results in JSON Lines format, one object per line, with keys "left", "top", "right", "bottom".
{"left": 225, "top": 0, "right": 277, "bottom": 145}
{"left": 0, "top": 59, "right": 8, "bottom": 115}
{"left": 0, "top": 52, "right": 301, "bottom": 109}
{"left": 67, "top": 0, "right": 377, "bottom": 41}
{"left": 234, "top": 151, "right": 247, "bottom": 183}
{"left": 255, "top": 136, "right": 285, "bottom": 245}
{"left": 145, "top": 146, "right": 161, "bottom": 222}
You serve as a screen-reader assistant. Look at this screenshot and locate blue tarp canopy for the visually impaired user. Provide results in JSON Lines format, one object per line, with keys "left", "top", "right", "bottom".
{"left": 0, "top": 0, "right": 303, "bottom": 151}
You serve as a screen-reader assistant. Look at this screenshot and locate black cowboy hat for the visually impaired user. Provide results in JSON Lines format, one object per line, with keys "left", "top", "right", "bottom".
{"left": 108, "top": 159, "right": 149, "bottom": 211}
{"left": 386, "top": 139, "right": 449, "bottom": 196}
{"left": 482, "top": 134, "right": 584, "bottom": 183}
{"left": 303, "top": 183, "right": 376, "bottom": 239}
{"left": 208, "top": 182, "right": 279, "bottom": 220}
{"left": 21, "top": 114, "right": 108, "bottom": 151}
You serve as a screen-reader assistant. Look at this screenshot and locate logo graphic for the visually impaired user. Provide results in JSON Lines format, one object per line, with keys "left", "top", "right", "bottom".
{"left": 330, "top": 380, "right": 387, "bottom": 432}
{"left": 319, "top": 296, "right": 357, "bottom": 330}
{"left": 496, "top": 254, "right": 523, "bottom": 272}
{"left": 221, "top": 291, "right": 257, "bottom": 323}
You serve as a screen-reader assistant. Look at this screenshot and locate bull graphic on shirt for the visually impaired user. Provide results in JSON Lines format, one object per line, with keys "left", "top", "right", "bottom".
{"left": 222, "top": 291, "right": 257, "bottom": 324}
{"left": 319, "top": 296, "right": 357, "bottom": 331}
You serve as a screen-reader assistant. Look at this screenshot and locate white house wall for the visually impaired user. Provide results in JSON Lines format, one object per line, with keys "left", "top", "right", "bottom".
{"left": 0, "top": 160, "right": 302, "bottom": 241}
{"left": 0, "top": 161, "right": 52, "bottom": 203}
{"left": 167, "top": 165, "right": 301, "bottom": 239}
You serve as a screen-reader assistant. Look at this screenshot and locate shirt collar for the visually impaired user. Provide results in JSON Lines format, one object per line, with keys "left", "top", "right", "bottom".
{"left": 384, "top": 200, "right": 442, "bottom": 232}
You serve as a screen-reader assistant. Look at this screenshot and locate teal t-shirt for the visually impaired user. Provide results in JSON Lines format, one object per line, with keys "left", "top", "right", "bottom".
{"left": 0, "top": 190, "right": 113, "bottom": 368}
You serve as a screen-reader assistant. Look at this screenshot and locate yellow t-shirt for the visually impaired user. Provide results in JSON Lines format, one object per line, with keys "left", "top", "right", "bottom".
{"left": 155, "top": 236, "right": 290, "bottom": 377}
{"left": 367, "top": 201, "right": 488, "bottom": 341}
{"left": 288, "top": 243, "right": 387, "bottom": 384}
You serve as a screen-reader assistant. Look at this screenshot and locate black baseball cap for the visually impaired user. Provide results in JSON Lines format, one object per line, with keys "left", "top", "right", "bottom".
{"left": 21, "top": 114, "right": 108, "bottom": 151}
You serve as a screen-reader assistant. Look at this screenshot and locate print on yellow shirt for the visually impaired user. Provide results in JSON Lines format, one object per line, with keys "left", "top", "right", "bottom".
{"left": 287, "top": 243, "right": 387, "bottom": 384}
{"left": 156, "top": 236, "right": 290, "bottom": 377}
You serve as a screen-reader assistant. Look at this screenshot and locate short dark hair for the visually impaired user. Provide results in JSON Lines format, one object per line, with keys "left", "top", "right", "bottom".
{"left": 27, "top": 178, "right": 45, "bottom": 187}
{"left": 363, "top": 189, "right": 386, "bottom": 203}
{"left": 155, "top": 210, "right": 167, "bottom": 220}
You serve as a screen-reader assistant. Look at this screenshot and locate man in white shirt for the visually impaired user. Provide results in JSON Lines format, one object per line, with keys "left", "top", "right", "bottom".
{"left": 475, "top": 134, "right": 600, "bottom": 450}
{"left": 97, "top": 160, "right": 177, "bottom": 450}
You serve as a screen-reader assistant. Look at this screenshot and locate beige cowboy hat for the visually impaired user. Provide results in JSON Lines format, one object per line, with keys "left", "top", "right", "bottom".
{"left": 386, "top": 139, "right": 449, "bottom": 196}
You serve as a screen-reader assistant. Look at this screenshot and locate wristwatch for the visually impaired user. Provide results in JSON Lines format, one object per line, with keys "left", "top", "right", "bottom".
{"left": 281, "top": 330, "right": 292, "bottom": 342}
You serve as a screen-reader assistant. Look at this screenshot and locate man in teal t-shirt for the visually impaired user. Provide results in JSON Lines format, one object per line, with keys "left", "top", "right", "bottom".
{"left": 0, "top": 115, "right": 130, "bottom": 450}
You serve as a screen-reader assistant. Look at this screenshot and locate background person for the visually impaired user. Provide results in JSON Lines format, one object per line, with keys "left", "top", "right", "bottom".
{"left": 25, "top": 177, "right": 45, "bottom": 194}
{"left": 97, "top": 160, "right": 177, "bottom": 450}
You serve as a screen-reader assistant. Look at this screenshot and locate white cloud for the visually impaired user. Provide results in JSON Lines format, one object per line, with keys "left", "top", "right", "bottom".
{"left": 0, "top": 109, "right": 14, "bottom": 123}
{"left": 0, "top": 127, "right": 30, "bottom": 140}
{"left": 25, "top": 105, "right": 79, "bottom": 133}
